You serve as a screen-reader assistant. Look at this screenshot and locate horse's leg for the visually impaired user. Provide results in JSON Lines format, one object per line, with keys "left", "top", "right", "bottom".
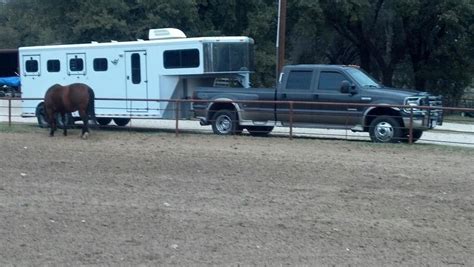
{"left": 47, "top": 109, "right": 56, "bottom": 137}
{"left": 79, "top": 109, "right": 89, "bottom": 139}
{"left": 60, "top": 112, "right": 68, "bottom": 136}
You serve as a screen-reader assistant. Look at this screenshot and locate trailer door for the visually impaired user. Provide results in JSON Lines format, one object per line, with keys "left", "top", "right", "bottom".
{"left": 125, "top": 51, "right": 148, "bottom": 112}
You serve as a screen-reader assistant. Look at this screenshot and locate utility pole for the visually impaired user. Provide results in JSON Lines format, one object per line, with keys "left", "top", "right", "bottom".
{"left": 276, "top": 0, "right": 287, "bottom": 84}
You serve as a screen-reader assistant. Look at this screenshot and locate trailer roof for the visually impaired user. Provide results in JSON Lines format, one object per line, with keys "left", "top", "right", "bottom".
{"left": 19, "top": 36, "right": 254, "bottom": 52}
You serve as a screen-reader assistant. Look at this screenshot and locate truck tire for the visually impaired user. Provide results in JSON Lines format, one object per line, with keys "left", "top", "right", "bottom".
{"left": 402, "top": 129, "right": 423, "bottom": 143}
{"left": 369, "top": 116, "right": 402, "bottom": 143}
{"left": 246, "top": 126, "right": 274, "bottom": 137}
{"left": 36, "top": 103, "right": 49, "bottom": 128}
{"left": 211, "top": 109, "right": 239, "bottom": 135}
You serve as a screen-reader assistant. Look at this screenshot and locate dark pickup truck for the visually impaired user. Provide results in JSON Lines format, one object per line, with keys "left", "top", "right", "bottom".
{"left": 193, "top": 65, "right": 443, "bottom": 143}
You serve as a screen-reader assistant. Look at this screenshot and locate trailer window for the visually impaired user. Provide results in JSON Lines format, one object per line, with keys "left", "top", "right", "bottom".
{"left": 286, "top": 70, "right": 313, "bottom": 90}
{"left": 131, "top": 53, "right": 141, "bottom": 84}
{"left": 163, "top": 49, "right": 199, "bottom": 69}
{"left": 69, "top": 57, "right": 84, "bottom": 72}
{"left": 25, "top": 59, "right": 39, "bottom": 73}
{"left": 47, "top": 60, "right": 60, "bottom": 72}
{"left": 203, "top": 42, "right": 254, "bottom": 72}
{"left": 93, "top": 58, "right": 108, "bottom": 72}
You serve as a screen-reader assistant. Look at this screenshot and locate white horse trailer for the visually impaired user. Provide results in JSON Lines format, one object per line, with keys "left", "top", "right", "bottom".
{"left": 19, "top": 28, "right": 254, "bottom": 126}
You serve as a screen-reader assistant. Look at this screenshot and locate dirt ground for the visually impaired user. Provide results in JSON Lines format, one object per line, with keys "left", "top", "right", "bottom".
{"left": 0, "top": 125, "right": 473, "bottom": 265}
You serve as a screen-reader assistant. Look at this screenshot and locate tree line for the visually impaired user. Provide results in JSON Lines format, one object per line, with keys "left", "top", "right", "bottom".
{"left": 1, "top": 0, "right": 473, "bottom": 104}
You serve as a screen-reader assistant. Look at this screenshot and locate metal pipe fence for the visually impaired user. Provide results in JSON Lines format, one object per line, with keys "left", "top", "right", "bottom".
{"left": 1, "top": 97, "right": 473, "bottom": 147}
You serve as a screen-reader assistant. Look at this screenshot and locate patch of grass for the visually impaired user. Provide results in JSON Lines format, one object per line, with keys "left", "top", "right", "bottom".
{"left": 0, "top": 123, "right": 42, "bottom": 133}
{"left": 443, "top": 114, "right": 474, "bottom": 124}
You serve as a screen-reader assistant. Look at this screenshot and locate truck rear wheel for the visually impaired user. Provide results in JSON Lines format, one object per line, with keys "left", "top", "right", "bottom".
{"left": 246, "top": 126, "right": 274, "bottom": 137}
{"left": 369, "top": 116, "right": 402, "bottom": 143}
{"left": 211, "top": 109, "right": 239, "bottom": 135}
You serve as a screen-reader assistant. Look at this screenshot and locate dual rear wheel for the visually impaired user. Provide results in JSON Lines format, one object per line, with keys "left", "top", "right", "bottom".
{"left": 211, "top": 109, "right": 273, "bottom": 136}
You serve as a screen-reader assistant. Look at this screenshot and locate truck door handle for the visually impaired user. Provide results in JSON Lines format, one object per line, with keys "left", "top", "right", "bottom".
{"left": 313, "top": 94, "right": 319, "bottom": 100}
{"left": 281, "top": 93, "right": 287, "bottom": 99}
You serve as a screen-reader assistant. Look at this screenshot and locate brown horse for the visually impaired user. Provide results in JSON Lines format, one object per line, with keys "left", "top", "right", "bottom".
{"left": 44, "top": 83, "right": 96, "bottom": 139}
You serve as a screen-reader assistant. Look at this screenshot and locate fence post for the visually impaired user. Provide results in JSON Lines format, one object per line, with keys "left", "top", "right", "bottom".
{"left": 8, "top": 97, "right": 12, "bottom": 127}
{"left": 175, "top": 100, "right": 180, "bottom": 137}
{"left": 289, "top": 101, "right": 293, "bottom": 140}
{"left": 409, "top": 107, "right": 414, "bottom": 144}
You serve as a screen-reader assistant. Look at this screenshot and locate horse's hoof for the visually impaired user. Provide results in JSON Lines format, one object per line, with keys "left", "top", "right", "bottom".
{"left": 81, "top": 132, "right": 89, "bottom": 140}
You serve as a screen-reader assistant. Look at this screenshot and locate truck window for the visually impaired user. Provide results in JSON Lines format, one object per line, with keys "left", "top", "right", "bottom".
{"left": 318, "top": 71, "right": 346, "bottom": 90}
{"left": 47, "top": 60, "right": 60, "bottom": 72}
{"left": 286, "top": 70, "right": 313, "bottom": 90}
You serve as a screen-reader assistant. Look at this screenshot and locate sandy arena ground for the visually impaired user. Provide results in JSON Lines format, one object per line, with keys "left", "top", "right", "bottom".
{"left": 0, "top": 125, "right": 473, "bottom": 265}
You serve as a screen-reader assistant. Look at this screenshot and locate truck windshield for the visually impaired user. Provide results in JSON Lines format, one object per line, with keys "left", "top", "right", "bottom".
{"left": 346, "top": 68, "right": 381, "bottom": 88}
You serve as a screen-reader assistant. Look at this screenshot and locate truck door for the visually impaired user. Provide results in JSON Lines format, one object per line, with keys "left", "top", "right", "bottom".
{"left": 276, "top": 69, "right": 322, "bottom": 125}
{"left": 125, "top": 51, "right": 148, "bottom": 112}
{"left": 315, "top": 70, "right": 364, "bottom": 126}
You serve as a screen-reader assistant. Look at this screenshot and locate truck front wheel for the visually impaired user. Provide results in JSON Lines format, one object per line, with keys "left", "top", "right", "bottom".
{"left": 211, "top": 110, "right": 239, "bottom": 135}
{"left": 402, "top": 129, "right": 423, "bottom": 143}
{"left": 369, "top": 116, "right": 402, "bottom": 143}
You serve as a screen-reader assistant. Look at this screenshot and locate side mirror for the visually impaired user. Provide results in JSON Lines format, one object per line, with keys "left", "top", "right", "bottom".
{"left": 340, "top": 80, "right": 356, "bottom": 94}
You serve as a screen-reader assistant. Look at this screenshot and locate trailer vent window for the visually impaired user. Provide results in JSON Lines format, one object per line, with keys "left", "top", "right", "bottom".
{"left": 163, "top": 49, "right": 199, "bottom": 69}
{"left": 131, "top": 53, "right": 141, "bottom": 84}
{"left": 93, "top": 58, "right": 108, "bottom": 72}
{"left": 69, "top": 58, "right": 84, "bottom": 72}
{"left": 25, "top": 59, "right": 39, "bottom": 73}
{"left": 47, "top": 60, "right": 60, "bottom": 72}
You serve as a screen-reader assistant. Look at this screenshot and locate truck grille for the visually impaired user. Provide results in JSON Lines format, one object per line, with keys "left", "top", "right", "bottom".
{"left": 427, "top": 96, "right": 443, "bottom": 108}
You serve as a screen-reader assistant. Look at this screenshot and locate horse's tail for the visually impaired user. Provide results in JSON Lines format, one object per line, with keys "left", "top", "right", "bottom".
{"left": 87, "top": 86, "right": 96, "bottom": 124}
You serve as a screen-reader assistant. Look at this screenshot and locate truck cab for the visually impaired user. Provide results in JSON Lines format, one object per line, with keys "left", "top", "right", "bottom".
{"left": 273, "top": 65, "right": 443, "bottom": 142}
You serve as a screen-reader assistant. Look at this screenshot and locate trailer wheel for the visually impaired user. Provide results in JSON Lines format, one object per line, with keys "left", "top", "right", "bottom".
{"left": 55, "top": 113, "right": 74, "bottom": 129}
{"left": 246, "top": 126, "right": 274, "bottom": 137}
{"left": 97, "top": 118, "right": 112, "bottom": 126}
{"left": 369, "top": 116, "right": 402, "bottom": 143}
{"left": 211, "top": 109, "right": 239, "bottom": 135}
{"left": 35, "top": 103, "right": 49, "bottom": 128}
{"left": 113, "top": 118, "right": 130, "bottom": 127}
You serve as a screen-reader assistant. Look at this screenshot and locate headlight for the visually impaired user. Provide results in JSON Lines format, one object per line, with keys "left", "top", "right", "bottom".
{"left": 404, "top": 97, "right": 423, "bottom": 113}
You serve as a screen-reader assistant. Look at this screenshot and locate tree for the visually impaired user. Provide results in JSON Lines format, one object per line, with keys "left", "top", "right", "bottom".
{"left": 319, "top": 0, "right": 406, "bottom": 86}
{"left": 396, "top": 0, "right": 474, "bottom": 98}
